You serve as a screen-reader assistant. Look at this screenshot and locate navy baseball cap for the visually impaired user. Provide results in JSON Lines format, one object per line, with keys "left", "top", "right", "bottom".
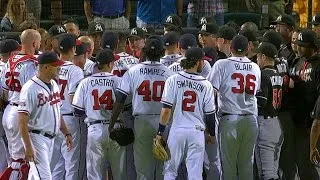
{"left": 199, "top": 23, "right": 219, "bottom": 36}
{"left": 75, "top": 41, "right": 86, "bottom": 56}
{"left": 96, "top": 49, "right": 119, "bottom": 65}
{"left": 197, "top": 16, "right": 216, "bottom": 28}
{"left": 163, "top": 14, "right": 182, "bottom": 28}
{"left": 179, "top": 33, "right": 197, "bottom": 50}
{"left": 203, "top": 47, "right": 218, "bottom": 61}
{"left": 101, "top": 32, "right": 118, "bottom": 50}
{"left": 231, "top": 35, "right": 248, "bottom": 52}
{"left": 87, "top": 22, "right": 105, "bottom": 35}
{"left": 238, "top": 30, "right": 258, "bottom": 42}
{"left": 142, "top": 27, "right": 156, "bottom": 36}
{"left": 260, "top": 30, "right": 283, "bottom": 51}
{"left": 163, "top": 32, "right": 179, "bottom": 46}
{"left": 185, "top": 47, "right": 204, "bottom": 61}
{"left": 295, "top": 29, "right": 318, "bottom": 49}
{"left": 217, "top": 25, "right": 237, "bottom": 40}
{"left": 0, "top": 39, "right": 20, "bottom": 53}
{"left": 253, "top": 42, "right": 278, "bottom": 58}
{"left": 144, "top": 38, "right": 164, "bottom": 52}
{"left": 271, "top": 14, "right": 296, "bottom": 28}
{"left": 49, "top": 25, "right": 67, "bottom": 37}
{"left": 129, "top": 27, "right": 146, "bottom": 39}
{"left": 38, "top": 52, "right": 65, "bottom": 66}
{"left": 58, "top": 33, "right": 77, "bottom": 51}
{"left": 310, "top": 13, "right": 320, "bottom": 26}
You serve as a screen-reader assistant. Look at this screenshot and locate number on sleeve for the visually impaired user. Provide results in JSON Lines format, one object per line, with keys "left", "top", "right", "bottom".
{"left": 92, "top": 89, "right": 113, "bottom": 110}
{"left": 182, "top": 91, "right": 196, "bottom": 112}
{"left": 5, "top": 72, "right": 22, "bottom": 92}
{"left": 137, "top": 80, "right": 165, "bottom": 102}
{"left": 272, "top": 89, "right": 282, "bottom": 109}
{"left": 58, "top": 79, "right": 68, "bottom": 100}
{"left": 231, "top": 73, "right": 256, "bottom": 95}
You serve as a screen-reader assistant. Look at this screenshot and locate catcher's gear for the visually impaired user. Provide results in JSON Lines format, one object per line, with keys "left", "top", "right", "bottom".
{"left": 152, "top": 137, "right": 170, "bottom": 161}
{"left": 109, "top": 128, "right": 135, "bottom": 146}
{"left": 0, "top": 159, "right": 30, "bottom": 180}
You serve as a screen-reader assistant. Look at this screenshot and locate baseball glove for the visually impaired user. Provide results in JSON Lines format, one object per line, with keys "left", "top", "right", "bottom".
{"left": 110, "top": 128, "right": 135, "bottom": 146}
{"left": 152, "top": 137, "right": 170, "bottom": 161}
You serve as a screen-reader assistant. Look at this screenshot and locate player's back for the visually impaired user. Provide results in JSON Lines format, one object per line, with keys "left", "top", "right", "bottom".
{"left": 112, "top": 52, "right": 139, "bottom": 77}
{"left": 160, "top": 54, "right": 182, "bottom": 67}
{"left": 118, "top": 61, "right": 174, "bottom": 115}
{"left": 165, "top": 71, "right": 216, "bottom": 128}
{"left": 2, "top": 54, "right": 37, "bottom": 103}
{"left": 208, "top": 57, "right": 261, "bottom": 115}
{"left": 169, "top": 58, "right": 211, "bottom": 78}
{"left": 58, "top": 61, "right": 84, "bottom": 115}
{"left": 73, "top": 72, "right": 119, "bottom": 120}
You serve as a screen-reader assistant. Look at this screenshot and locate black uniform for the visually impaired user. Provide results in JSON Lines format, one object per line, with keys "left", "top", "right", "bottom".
{"left": 274, "top": 57, "right": 291, "bottom": 110}
{"left": 278, "top": 43, "right": 296, "bottom": 68}
{"left": 257, "top": 66, "right": 283, "bottom": 117}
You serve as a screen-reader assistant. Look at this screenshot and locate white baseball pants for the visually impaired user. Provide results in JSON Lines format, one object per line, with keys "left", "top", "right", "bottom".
{"left": 133, "top": 115, "right": 164, "bottom": 180}
{"left": 163, "top": 127, "right": 205, "bottom": 180}
{"left": 86, "top": 122, "right": 126, "bottom": 180}
{"left": 218, "top": 115, "right": 258, "bottom": 180}
{"left": 51, "top": 115, "right": 81, "bottom": 180}
{"left": 0, "top": 111, "right": 10, "bottom": 172}
{"left": 255, "top": 116, "right": 283, "bottom": 180}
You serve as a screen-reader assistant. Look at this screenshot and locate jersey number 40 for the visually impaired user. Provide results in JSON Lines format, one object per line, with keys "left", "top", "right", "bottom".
{"left": 137, "top": 80, "right": 165, "bottom": 102}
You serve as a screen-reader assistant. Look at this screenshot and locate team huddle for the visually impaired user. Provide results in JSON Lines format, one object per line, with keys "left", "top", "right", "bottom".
{"left": 0, "top": 13, "right": 320, "bottom": 180}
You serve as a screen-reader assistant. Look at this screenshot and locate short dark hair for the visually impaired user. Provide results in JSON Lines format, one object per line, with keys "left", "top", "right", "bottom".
{"left": 63, "top": 18, "right": 79, "bottom": 28}
{"left": 180, "top": 58, "right": 198, "bottom": 69}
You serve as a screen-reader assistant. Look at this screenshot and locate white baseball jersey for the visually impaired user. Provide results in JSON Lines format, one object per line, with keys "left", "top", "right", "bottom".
{"left": 168, "top": 58, "right": 211, "bottom": 78}
{"left": 160, "top": 54, "right": 182, "bottom": 67}
{"left": 0, "top": 61, "right": 6, "bottom": 97}
{"left": 84, "top": 59, "right": 95, "bottom": 77}
{"left": 2, "top": 54, "right": 38, "bottom": 103}
{"left": 117, "top": 61, "right": 174, "bottom": 115}
{"left": 58, "top": 61, "right": 84, "bottom": 115}
{"left": 72, "top": 72, "right": 120, "bottom": 122}
{"left": 17, "top": 76, "right": 61, "bottom": 135}
{"left": 207, "top": 57, "right": 261, "bottom": 115}
{"left": 161, "top": 71, "right": 216, "bottom": 129}
{"left": 112, "top": 52, "right": 139, "bottom": 77}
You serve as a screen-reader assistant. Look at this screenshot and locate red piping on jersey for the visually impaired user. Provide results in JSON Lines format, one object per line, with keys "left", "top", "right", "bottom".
{"left": 300, "top": 61, "right": 309, "bottom": 81}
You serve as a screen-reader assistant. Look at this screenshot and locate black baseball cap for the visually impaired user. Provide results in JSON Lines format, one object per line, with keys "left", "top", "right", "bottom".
{"left": 253, "top": 42, "right": 278, "bottom": 58}
{"left": 260, "top": 30, "right": 283, "bottom": 51}
{"left": 163, "top": 14, "right": 182, "bottom": 28}
{"left": 38, "top": 52, "right": 65, "bottom": 66}
{"left": 101, "top": 32, "right": 118, "bottom": 50}
{"left": 142, "top": 27, "right": 156, "bottom": 36}
{"left": 217, "top": 25, "right": 237, "bottom": 40}
{"left": 295, "top": 29, "right": 318, "bottom": 49}
{"left": 0, "top": 39, "right": 20, "bottom": 53}
{"left": 75, "top": 41, "right": 86, "bottom": 56}
{"left": 58, "top": 33, "right": 77, "bottom": 51}
{"left": 197, "top": 16, "right": 216, "bottom": 28}
{"left": 87, "top": 22, "right": 105, "bottom": 35}
{"left": 96, "top": 49, "right": 119, "bottom": 65}
{"left": 185, "top": 47, "right": 204, "bottom": 61}
{"left": 231, "top": 35, "right": 248, "bottom": 52}
{"left": 144, "top": 38, "right": 164, "bottom": 52}
{"left": 129, "top": 27, "right": 146, "bottom": 39}
{"left": 203, "top": 47, "right": 218, "bottom": 61}
{"left": 238, "top": 30, "right": 258, "bottom": 42}
{"left": 271, "top": 14, "right": 296, "bottom": 28}
{"left": 198, "top": 23, "right": 219, "bottom": 36}
{"left": 163, "top": 32, "right": 179, "bottom": 46}
{"left": 49, "top": 25, "right": 67, "bottom": 37}
{"left": 310, "top": 13, "right": 320, "bottom": 26}
{"left": 179, "top": 33, "right": 197, "bottom": 49}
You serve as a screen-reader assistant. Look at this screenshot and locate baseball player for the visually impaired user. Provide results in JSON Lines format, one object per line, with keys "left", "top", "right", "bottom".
{"left": 110, "top": 38, "right": 174, "bottom": 180}
{"left": 168, "top": 33, "right": 211, "bottom": 78}
{"left": 0, "top": 39, "right": 20, "bottom": 172}
{"left": 253, "top": 42, "right": 284, "bottom": 180}
{"left": 78, "top": 36, "right": 95, "bottom": 77}
{"left": 1, "top": 29, "right": 40, "bottom": 179}
{"left": 72, "top": 49, "right": 127, "bottom": 180}
{"left": 216, "top": 25, "right": 237, "bottom": 58}
{"left": 50, "top": 34, "right": 84, "bottom": 180}
{"left": 44, "top": 25, "right": 67, "bottom": 53}
{"left": 87, "top": 22, "right": 105, "bottom": 57}
{"left": 156, "top": 47, "right": 217, "bottom": 180}
{"left": 207, "top": 35, "right": 261, "bottom": 179}
{"left": 18, "top": 52, "right": 72, "bottom": 179}
{"left": 160, "top": 32, "right": 182, "bottom": 67}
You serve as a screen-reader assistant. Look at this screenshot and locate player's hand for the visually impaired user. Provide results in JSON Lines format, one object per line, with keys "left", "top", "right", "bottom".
{"left": 155, "top": 135, "right": 162, "bottom": 141}
{"left": 65, "top": 134, "right": 73, "bottom": 151}
{"left": 311, "top": 148, "right": 320, "bottom": 165}
{"left": 206, "top": 135, "right": 215, "bottom": 144}
{"left": 25, "top": 146, "right": 35, "bottom": 162}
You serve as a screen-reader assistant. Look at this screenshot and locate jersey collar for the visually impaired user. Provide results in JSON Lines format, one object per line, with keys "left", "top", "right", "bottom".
{"left": 142, "top": 61, "right": 162, "bottom": 65}
{"left": 162, "top": 54, "right": 182, "bottom": 59}
{"left": 32, "top": 76, "right": 54, "bottom": 93}
{"left": 228, "top": 56, "right": 251, "bottom": 62}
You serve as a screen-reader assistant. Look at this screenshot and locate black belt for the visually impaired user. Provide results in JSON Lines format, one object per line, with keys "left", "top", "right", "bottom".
{"left": 29, "top": 130, "right": 56, "bottom": 139}
{"left": 222, "top": 113, "right": 252, "bottom": 116}
{"left": 93, "top": 13, "right": 124, "bottom": 19}
{"left": 62, "top": 113, "right": 74, "bottom": 116}
{"left": 9, "top": 102, "right": 18, "bottom": 106}
{"left": 88, "top": 120, "right": 109, "bottom": 126}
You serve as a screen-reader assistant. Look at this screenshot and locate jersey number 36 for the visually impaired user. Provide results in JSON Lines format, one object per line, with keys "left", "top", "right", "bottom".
{"left": 231, "top": 73, "right": 256, "bottom": 95}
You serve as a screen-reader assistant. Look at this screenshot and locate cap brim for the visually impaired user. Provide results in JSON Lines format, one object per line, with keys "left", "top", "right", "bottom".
{"left": 128, "top": 35, "right": 144, "bottom": 39}
{"left": 88, "top": 31, "right": 103, "bottom": 35}
{"left": 252, "top": 47, "right": 261, "bottom": 54}
{"left": 51, "top": 59, "right": 65, "bottom": 66}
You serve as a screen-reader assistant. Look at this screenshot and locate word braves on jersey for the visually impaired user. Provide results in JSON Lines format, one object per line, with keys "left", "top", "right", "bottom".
{"left": 207, "top": 57, "right": 261, "bottom": 115}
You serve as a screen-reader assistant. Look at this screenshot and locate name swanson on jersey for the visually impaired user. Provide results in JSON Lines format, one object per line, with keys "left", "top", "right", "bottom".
{"left": 177, "top": 79, "right": 205, "bottom": 92}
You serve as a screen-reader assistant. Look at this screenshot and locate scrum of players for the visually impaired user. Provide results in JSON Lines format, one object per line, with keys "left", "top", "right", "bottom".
{"left": 0, "top": 13, "right": 320, "bottom": 180}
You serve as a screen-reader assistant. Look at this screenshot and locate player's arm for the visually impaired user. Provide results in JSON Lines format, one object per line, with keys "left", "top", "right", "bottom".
{"left": 207, "top": 61, "right": 222, "bottom": 90}
{"left": 60, "top": 116, "right": 73, "bottom": 151}
{"left": 84, "top": 0, "right": 93, "bottom": 23}
{"left": 109, "top": 90, "right": 127, "bottom": 131}
{"left": 256, "top": 75, "right": 269, "bottom": 108}
{"left": 176, "top": 0, "right": 183, "bottom": 17}
{"left": 69, "top": 67, "right": 85, "bottom": 105}
{"left": 124, "top": 0, "right": 131, "bottom": 19}
{"left": 157, "top": 106, "right": 172, "bottom": 138}
{"left": 19, "top": 112, "right": 34, "bottom": 162}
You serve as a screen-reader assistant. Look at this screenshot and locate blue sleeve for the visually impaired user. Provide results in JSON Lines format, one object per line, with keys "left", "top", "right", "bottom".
{"left": 74, "top": 108, "right": 85, "bottom": 117}
{"left": 115, "top": 89, "right": 128, "bottom": 104}
{"left": 205, "top": 113, "right": 216, "bottom": 136}
{"left": 0, "top": 17, "right": 13, "bottom": 32}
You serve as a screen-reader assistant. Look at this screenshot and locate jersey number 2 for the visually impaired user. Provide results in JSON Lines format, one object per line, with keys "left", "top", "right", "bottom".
{"left": 231, "top": 73, "right": 256, "bottom": 95}
{"left": 92, "top": 89, "right": 113, "bottom": 110}
{"left": 182, "top": 91, "right": 196, "bottom": 112}
{"left": 137, "top": 80, "right": 165, "bottom": 101}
